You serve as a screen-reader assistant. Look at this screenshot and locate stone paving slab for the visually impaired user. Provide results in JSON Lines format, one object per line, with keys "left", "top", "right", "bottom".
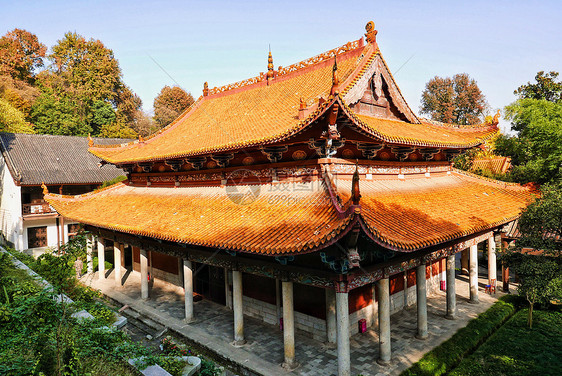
{"left": 81, "top": 270, "right": 510, "bottom": 376}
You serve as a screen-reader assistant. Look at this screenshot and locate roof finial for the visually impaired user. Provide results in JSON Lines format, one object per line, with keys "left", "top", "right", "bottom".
{"left": 330, "top": 57, "right": 339, "bottom": 95}
{"left": 88, "top": 133, "right": 93, "bottom": 147}
{"left": 41, "top": 182, "right": 49, "bottom": 196}
{"left": 203, "top": 81, "right": 209, "bottom": 97}
{"left": 352, "top": 163, "right": 361, "bottom": 205}
{"left": 492, "top": 109, "right": 501, "bottom": 126}
{"left": 139, "top": 134, "right": 144, "bottom": 143}
{"left": 267, "top": 46, "right": 274, "bottom": 85}
{"left": 365, "top": 21, "right": 378, "bottom": 44}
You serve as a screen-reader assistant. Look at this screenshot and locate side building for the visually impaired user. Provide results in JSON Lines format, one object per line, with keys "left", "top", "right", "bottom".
{"left": 0, "top": 133, "right": 128, "bottom": 252}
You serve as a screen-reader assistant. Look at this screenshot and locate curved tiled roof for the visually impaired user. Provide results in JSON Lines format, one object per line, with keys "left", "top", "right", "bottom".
{"left": 350, "top": 112, "right": 498, "bottom": 148}
{"left": 45, "top": 181, "right": 353, "bottom": 255}
{"left": 90, "top": 42, "right": 368, "bottom": 164}
{"left": 336, "top": 171, "right": 533, "bottom": 251}
{"left": 45, "top": 169, "right": 532, "bottom": 254}
{"left": 90, "top": 33, "right": 498, "bottom": 165}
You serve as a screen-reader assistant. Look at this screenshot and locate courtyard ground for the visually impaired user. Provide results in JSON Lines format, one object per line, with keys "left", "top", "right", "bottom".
{"left": 81, "top": 269, "right": 509, "bottom": 376}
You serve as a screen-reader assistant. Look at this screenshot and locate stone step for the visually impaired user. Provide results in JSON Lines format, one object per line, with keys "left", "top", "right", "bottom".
{"left": 122, "top": 307, "right": 166, "bottom": 332}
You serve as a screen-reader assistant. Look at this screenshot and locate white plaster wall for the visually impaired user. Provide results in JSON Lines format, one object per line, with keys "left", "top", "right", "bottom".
{"left": 0, "top": 156, "right": 23, "bottom": 250}
{"left": 22, "top": 218, "right": 59, "bottom": 250}
{"left": 242, "top": 295, "right": 327, "bottom": 341}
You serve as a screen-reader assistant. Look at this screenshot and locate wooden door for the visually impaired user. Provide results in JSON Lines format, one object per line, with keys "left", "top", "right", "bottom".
{"left": 27, "top": 226, "right": 47, "bottom": 248}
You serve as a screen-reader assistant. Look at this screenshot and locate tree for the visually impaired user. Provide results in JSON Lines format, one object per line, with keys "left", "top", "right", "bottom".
{"left": 130, "top": 110, "right": 157, "bottom": 137}
{"left": 32, "top": 32, "right": 141, "bottom": 136}
{"left": 0, "top": 29, "right": 46, "bottom": 83}
{"left": 31, "top": 92, "right": 87, "bottom": 135}
{"left": 153, "top": 85, "right": 194, "bottom": 127}
{"left": 501, "top": 183, "right": 562, "bottom": 328}
{"left": 0, "top": 97, "right": 34, "bottom": 133}
{"left": 515, "top": 183, "right": 562, "bottom": 256}
{"left": 0, "top": 75, "right": 40, "bottom": 118}
{"left": 420, "top": 73, "right": 488, "bottom": 125}
{"left": 502, "top": 253, "right": 559, "bottom": 328}
{"left": 514, "top": 71, "right": 562, "bottom": 103}
{"left": 495, "top": 99, "right": 562, "bottom": 184}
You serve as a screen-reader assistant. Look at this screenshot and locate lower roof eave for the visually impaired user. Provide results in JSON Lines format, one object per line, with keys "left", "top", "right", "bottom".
{"left": 79, "top": 214, "right": 360, "bottom": 257}
{"left": 357, "top": 216, "right": 519, "bottom": 254}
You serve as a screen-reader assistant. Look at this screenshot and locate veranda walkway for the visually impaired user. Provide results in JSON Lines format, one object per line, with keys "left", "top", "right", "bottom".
{"left": 81, "top": 270, "right": 507, "bottom": 376}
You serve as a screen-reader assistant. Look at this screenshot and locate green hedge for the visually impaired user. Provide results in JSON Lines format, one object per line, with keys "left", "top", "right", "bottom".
{"left": 448, "top": 309, "right": 562, "bottom": 376}
{"left": 401, "top": 296, "right": 516, "bottom": 376}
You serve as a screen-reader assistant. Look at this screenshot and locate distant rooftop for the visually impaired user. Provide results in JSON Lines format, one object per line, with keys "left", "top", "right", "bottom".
{"left": 0, "top": 133, "right": 130, "bottom": 185}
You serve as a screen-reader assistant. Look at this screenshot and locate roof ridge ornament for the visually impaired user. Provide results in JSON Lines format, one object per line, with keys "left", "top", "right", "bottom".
{"left": 41, "top": 182, "right": 48, "bottom": 195}
{"left": 267, "top": 47, "right": 274, "bottom": 85}
{"left": 492, "top": 109, "right": 500, "bottom": 126}
{"left": 330, "top": 57, "right": 339, "bottom": 95}
{"left": 365, "top": 21, "right": 378, "bottom": 44}
{"left": 88, "top": 133, "right": 94, "bottom": 147}
{"left": 352, "top": 162, "right": 361, "bottom": 205}
{"left": 203, "top": 81, "right": 209, "bottom": 97}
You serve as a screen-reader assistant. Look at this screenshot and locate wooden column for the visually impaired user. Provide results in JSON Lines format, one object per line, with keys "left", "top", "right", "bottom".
{"left": 183, "top": 259, "right": 194, "bottom": 322}
{"left": 282, "top": 280, "right": 297, "bottom": 369}
{"left": 335, "top": 282, "right": 350, "bottom": 376}
{"left": 501, "top": 238, "right": 510, "bottom": 292}
{"left": 232, "top": 270, "right": 245, "bottom": 346}
{"left": 488, "top": 237, "right": 497, "bottom": 287}
{"left": 469, "top": 244, "right": 479, "bottom": 303}
{"left": 114, "top": 242, "right": 122, "bottom": 286}
{"left": 325, "top": 288, "right": 337, "bottom": 344}
{"left": 97, "top": 238, "right": 105, "bottom": 280}
{"left": 445, "top": 254, "right": 457, "bottom": 319}
{"left": 140, "top": 248, "right": 149, "bottom": 299}
{"left": 377, "top": 277, "right": 391, "bottom": 365}
{"left": 86, "top": 235, "right": 94, "bottom": 274}
{"left": 416, "top": 265, "right": 428, "bottom": 339}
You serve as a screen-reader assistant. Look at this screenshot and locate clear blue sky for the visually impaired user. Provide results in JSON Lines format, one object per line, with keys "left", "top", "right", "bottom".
{"left": 2, "top": 0, "right": 561, "bottom": 132}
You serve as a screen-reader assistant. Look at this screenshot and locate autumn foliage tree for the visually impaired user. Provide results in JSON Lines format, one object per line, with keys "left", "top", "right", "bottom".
{"left": 420, "top": 73, "right": 488, "bottom": 125}
{"left": 32, "top": 32, "right": 140, "bottom": 137}
{"left": 0, "top": 28, "right": 46, "bottom": 83}
{"left": 153, "top": 85, "right": 194, "bottom": 127}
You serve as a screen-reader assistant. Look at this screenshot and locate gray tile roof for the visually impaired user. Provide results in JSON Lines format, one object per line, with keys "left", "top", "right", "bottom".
{"left": 0, "top": 133, "right": 130, "bottom": 185}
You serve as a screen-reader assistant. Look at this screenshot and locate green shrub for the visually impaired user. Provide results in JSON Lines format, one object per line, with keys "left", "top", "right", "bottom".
{"left": 449, "top": 309, "right": 562, "bottom": 376}
{"left": 199, "top": 358, "right": 221, "bottom": 376}
{"left": 401, "top": 297, "right": 516, "bottom": 376}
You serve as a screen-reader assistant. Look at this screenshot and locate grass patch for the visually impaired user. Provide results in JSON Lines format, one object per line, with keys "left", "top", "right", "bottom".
{"left": 401, "top": 296, "right": 517, "bottom": 376}
{"left": 449, "top": 308, "right": 562, "bottom": 376}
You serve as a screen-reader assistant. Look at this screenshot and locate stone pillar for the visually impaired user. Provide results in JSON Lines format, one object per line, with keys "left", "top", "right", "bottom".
{"left": 225, "top": 268, "right": 232, "bottom": 309}
{"left": 232, "top": 270, "right": 245, "bottom": 345}
{"left": 445, "top": 254, "right": 456, "bottom": 319}
{"left": 502, "top": 239, "right": 510, "bottom": 292}
{"left": 335, "top": 283, "right": 350, "bottom": 376}
{"left": 86, "top": 235, "right": 94, "bottom": 274}
{"left": 282, "top": 281, "right": 296, "bottom": 369}
{"left": 488, "top": 237, "right": 497, "bottom": 288}
{"left": 416, "top": 265, "right": 428, "bottom": 339}
{"left": 469, "top": 244, "right": 479, "bottom": 303}
{"left": 275, "top": 278, "right": 281, "bottom": 322}
{"left": 114, "top": 242, "right": 122, "bottom": 286}
{"left": 461, "top": 249, "right": 469, "bottom": 275}
{"left": 377, "top": 277, "right": 391, "bottom": 365}
{"left": 325, "top": 288, "right": 337, "bottom": 344}
{"left": 183, "top": 259, "right": 194, "bottom": 322}
{"left": 140, "top": 249, "right": 149, "bottom": 299}
{"left": 97, "top": 238, "right": 105, "bottom": 280}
